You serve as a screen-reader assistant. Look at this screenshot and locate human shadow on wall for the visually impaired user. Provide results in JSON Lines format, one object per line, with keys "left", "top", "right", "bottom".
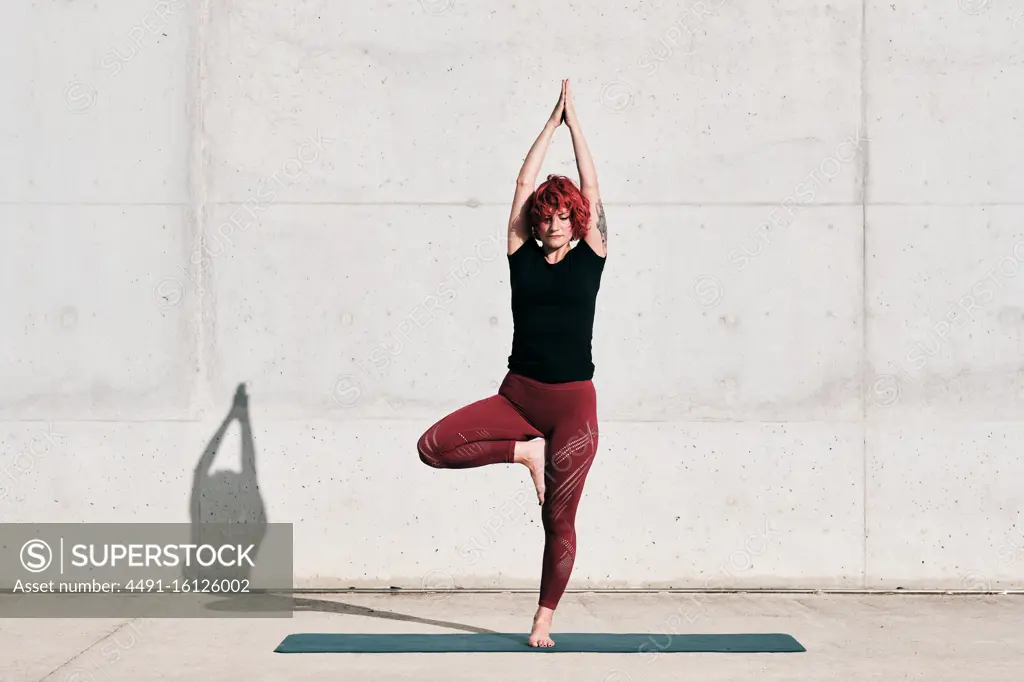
{"left": 187, "top": 382, "right": 267, "bottom": 582}
{"left": 193, "top": 386, "right": 494, "bottom": 634}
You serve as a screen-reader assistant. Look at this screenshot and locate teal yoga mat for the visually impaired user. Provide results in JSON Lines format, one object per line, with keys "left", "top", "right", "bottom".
{"left": 275, "top": 632, "right": 805, "bottom": 653}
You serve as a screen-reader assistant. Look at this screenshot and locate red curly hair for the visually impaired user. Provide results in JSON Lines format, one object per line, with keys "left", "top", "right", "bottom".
{"left": 525, "top": 174, "right": 591, "bottom": 241}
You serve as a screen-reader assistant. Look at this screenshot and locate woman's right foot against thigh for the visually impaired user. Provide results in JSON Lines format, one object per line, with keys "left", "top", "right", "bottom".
{"left": 514, "top": 439, "right": 546, "bottom": 505}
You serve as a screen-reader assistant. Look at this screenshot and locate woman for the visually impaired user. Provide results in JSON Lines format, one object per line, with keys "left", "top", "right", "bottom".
{"left": 417, "top": 79, "right": 608, "bottom": 648}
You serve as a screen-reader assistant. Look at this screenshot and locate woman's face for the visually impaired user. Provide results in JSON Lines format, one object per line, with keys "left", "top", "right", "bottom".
{"left": 536, "top": 207, "right": 572, "bottom": 249}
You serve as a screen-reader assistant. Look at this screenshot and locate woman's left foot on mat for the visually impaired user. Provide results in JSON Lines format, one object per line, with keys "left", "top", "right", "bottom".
{"left": 528, "top": 606, "right": 555, "bottom": 647}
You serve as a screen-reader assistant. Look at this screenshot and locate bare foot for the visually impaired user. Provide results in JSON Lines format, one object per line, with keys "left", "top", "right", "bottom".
{"left": 528, "top": 606, "right": 555, "bottom": 648}
{"left": 514, "top": 439, "right": 546, "bottom": 505}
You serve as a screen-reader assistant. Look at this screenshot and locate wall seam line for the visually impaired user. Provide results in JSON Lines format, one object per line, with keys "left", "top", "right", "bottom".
{"left": 859, "top": 0, "right": 871, "bottom": 591}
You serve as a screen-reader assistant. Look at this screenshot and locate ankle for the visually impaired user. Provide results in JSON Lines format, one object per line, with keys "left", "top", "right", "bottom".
{"left": 512, "top": 441, "right": 527, "bottom": 464}
{"left": 513, "top": 439, "right": 543, "bottom": 464}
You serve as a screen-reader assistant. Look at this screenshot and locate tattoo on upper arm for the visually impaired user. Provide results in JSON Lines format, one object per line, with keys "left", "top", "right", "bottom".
{"left": 596, "top": 200, "right": 607, "bottom": 249}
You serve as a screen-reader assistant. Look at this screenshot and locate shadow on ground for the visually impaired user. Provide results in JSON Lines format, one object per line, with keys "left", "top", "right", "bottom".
{"left": 203, "top": 594, "right": 500, "bottom": 634}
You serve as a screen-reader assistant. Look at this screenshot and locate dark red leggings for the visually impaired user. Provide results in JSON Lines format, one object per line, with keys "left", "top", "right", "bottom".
{"left": 416, "top": 371, "right": 599, "bottom": 611}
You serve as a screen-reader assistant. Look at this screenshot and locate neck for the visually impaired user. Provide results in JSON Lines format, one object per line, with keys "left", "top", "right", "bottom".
{"left": 540, "top": 241, "right": 571, "bottom": 263}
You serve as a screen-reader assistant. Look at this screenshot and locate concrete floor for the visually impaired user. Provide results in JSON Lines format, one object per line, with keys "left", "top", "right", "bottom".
{"left": 2, "top": 592, "right": 1022, "bottom": 681}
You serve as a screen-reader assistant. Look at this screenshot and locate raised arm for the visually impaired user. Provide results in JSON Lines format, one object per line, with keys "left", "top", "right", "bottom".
{"left": 190, "top": 398, "right": 235, "bottom": 526}
{"left": 563, "top": 80, "right": 607, "bottom": 258}
{"left": 508, "top": 80, "right": 568, "bottom": 256}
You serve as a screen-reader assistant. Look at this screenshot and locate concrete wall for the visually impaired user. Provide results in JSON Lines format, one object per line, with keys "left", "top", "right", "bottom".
{"left": 3, "top": 0, "right": 1023, "bottom": 591}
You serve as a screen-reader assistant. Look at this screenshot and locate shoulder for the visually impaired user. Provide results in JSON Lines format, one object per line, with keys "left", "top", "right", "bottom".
{"left": 507, "top": 238, "right": 539, "bottom": 259}
{"left": 574, "top": 238, "right": 607, "bottom": 262}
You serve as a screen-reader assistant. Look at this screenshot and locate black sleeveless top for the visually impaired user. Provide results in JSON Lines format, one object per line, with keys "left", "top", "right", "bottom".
{"left": 507, "top": 237, "right": 606, "bottom": 383}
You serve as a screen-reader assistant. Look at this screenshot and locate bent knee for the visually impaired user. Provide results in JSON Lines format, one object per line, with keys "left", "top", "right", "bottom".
{"left": 417, "top": 433, "right": 443, "bottom": 468}
{"left": 418, "top": 446, "right": 443, "bottom": 468}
